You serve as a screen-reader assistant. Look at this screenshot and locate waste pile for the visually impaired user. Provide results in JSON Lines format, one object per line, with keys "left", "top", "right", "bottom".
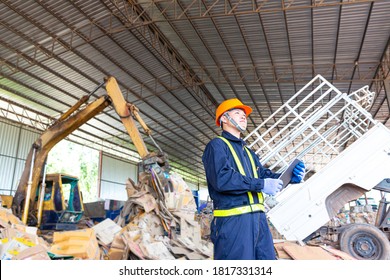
{"left": 268, "top": 203, "right": 375, "bottom": 260}
{"left": 195, "top": 200, "right": 213, "bottom": 241}
{"left": 330, "top": 205, "right": 377, "bottom": 226}
{"left": 0, "top": 206, "right": 51, "bottom": 260}
{"left": 273, "top": 240, "right": 356, "bottom": 260}
{"left": 316, "top": 204, "right": 377, "bottom": 245}
{"left": 107, "top": 171, "right": 213, "bottom": 260}
{"left": 0, "top": 171, "right": 213, "bottom": 260}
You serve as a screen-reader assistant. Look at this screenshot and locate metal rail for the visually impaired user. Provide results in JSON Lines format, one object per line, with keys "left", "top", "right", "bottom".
{"left": 244, "top": 74, "right": 377, "bottom": 174}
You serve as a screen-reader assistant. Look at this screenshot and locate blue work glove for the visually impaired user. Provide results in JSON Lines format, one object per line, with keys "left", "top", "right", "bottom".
{"left": 291, "top": 161, "right": 305, "bottom": 183}
{"left": 262, "top": 178, "right": 283, "bottom": 196}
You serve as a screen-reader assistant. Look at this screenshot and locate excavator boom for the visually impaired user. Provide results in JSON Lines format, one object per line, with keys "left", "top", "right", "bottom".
{"left": 12, "top": 95, "right": 110, "bottom": 221}
{"left": 11, "top": 76, "right": 162, "bottom": 225}
{"left": 105, "top": 76, "right": 149, "bottom": 158}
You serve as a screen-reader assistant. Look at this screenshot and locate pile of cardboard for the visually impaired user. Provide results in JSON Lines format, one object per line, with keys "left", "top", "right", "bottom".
{"left": 0, "top": 207, "right": 51, "bottom": 260}
{"left": 50, "top": 228, "right": 101, "bottom": 259}
{"left": 0, "top": 169, "right": 213, "bottom": 260}
{"left": 274, "top": 240, "right": 355, "bottom": 260}
{"left": 106, "top": 211, "right": 212, "bottom": 260}
{"left": 106, "top": 171, "right": 213, "bottom": 260}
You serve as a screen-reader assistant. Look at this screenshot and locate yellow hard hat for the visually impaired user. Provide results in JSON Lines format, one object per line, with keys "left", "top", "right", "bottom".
{"left": 215, "top": 98, "right": 252, "bottom": 126}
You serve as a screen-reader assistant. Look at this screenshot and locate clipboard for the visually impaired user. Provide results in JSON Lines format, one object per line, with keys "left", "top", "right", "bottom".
{"left": 279, "top": 159, "right": 301, "bottom": 188}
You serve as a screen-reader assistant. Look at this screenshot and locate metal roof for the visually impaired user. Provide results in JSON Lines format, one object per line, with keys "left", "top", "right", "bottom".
{"left": 1, "top": 0, "right": 389, "bottom": 184}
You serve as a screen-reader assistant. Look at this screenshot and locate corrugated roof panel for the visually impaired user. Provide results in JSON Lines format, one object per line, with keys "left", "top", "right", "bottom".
{"left": 375, "top": 100, "right": 389, "bottom": 123}
{"left": 371, "top": 85, "right": 387, "bottom": 116}
{"left": 9, "top": 1, "right": 66, "bottom": 37}
{"left": 57, "top": 52, "right": 106, "bottom": 85}
{"left": 260, "top": 10, "right": 291, "bottom": 64}
{"left": 313, "top": 8, "right": 340, "bottom": 62}
{"left": 332, "top": 81, "right": 354, "bottom": 94}
{"left": 336, "top": 3, "right": 372, "bottom": 63}
{"left": 189, "top": 19, "right": 234, "bottom": 65}
{"left": 1, "top": 0, "right": 389, "bottom": 182}
{"left": 236, "top": 14, "right": 272, "bottom": 65}
{"left": 0, "top": 30, "right": 36, "bottom": 62}
{"left": 212, "top": 17, "right": 252, "bottom": 66}
{"left": 2, "top": 5, "right": 49, "bottom": 45}
{"left": 359, "top": 2, "right": 390, "bottom": 62}
{"left": 19, "top": 63, "right": 87, "bottom": 98}
{"left": 0, "top": 74, "right": 68, "bottom": 115}
{"left": 170, "top": 18, "right": 220, "bottom": 69}
{"left": 286, "top": 7, "right": 313, "bottom": 64}
{"left": 108, "top": 33, "right": 184, "bottom": 92}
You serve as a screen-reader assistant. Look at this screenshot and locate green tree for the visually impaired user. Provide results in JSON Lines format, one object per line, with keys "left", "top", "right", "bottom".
{"left": 47, "top": 140, "right": 99, "bottom": 202}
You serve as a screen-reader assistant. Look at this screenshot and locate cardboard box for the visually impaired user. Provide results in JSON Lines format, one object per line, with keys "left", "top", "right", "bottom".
{"left": 108, "top": 247, "right": 125, "bottom": 260}
{"left": 50, "top": 228, "right": 100, "bottom": 260}
{"left": 13, "top": 245, "right": 51, "bottom": 260}
{"left": 0, "top": 237, "right": 34, "bottom": 260}
{"left": 0, "top": 207, "right": 24, "bottom": 227}
{"left": 92, "top": 218, "right": 122, "bottom": 245}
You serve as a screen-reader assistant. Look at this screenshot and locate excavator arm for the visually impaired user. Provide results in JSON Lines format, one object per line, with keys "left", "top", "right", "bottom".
{"left": 105, "top": 76, "right": 169, "bottom": 187}
{"left": 12, "top": 94, "right": 110, "bottom": 222}
{"left": 12, "top": 76, "right": 166, "bottom": 224}
{"left": 105, "top": 76, "right": 149, "bottom": 158}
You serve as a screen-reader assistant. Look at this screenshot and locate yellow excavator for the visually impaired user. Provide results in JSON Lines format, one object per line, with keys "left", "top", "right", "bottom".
{"left": 6, "top": 76, "right": 168, "bottom": 230}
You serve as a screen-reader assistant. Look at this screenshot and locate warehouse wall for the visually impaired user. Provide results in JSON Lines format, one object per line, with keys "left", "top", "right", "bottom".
{"left": 0, "top": 119, "right": 139, "bottom": 202}
{"left": 1, "top": 119, "right": 204, "bottom": 203}
{"left": 99, "top": 153, "right": 138, "bottom": 201}
{"left": 0, "top": 119, "right": 39, "bottom": 196}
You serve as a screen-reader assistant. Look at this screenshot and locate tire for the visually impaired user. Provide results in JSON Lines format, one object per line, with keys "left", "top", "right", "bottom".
{"left": 339, "top": 223, "right": 390, "bottom": 260}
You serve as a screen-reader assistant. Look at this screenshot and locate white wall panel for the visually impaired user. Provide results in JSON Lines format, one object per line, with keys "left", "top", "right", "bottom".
{"left": 99, "top": 153, "right": 137, "bottom": 201}
{"left": 0, "top": 120, "right": 39, "bottom": 195}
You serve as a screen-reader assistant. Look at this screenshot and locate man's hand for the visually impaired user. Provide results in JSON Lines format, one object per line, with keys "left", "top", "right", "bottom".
{"left": 263, "top": 178, "right": 283, "bottom": 196}
{"left": 291, "top": 161, "right": 305, "bottom": 183}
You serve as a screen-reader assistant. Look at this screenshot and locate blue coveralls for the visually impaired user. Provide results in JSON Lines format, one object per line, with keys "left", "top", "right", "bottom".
{"left": 202, "top": 131, "right": 279, "bottom": 260}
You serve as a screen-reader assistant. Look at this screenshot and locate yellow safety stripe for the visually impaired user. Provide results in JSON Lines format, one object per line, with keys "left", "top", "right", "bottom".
{"left": 215, "top": 136, "right": 265, "bottom": 216}
{"left": 213, "top": 204, "right": 265, "bottom": 217}
{"left": 244, "top": 147, "right": 258, "bottom": 178}
{"left": 244, "top": 150, "right": 264, "bottom": 203}
{"left": 243, "top": 146, "right": 264, "bottom": 203}
{"left": 257, "top": 192, "right": 264, "bottom": 207}
{"left": 218, "top": 137, "right": 255, "bottom": 204}
{"left": 218, "top": 136, "right": 245, "bottom": 175}
{"left": 214, "top": 205, "right": 252, "bottom": 217}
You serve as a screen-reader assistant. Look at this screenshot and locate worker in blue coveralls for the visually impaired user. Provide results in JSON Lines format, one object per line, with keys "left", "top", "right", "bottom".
{"left": 202, "top": 98, "right": 305, "bottom": 260}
